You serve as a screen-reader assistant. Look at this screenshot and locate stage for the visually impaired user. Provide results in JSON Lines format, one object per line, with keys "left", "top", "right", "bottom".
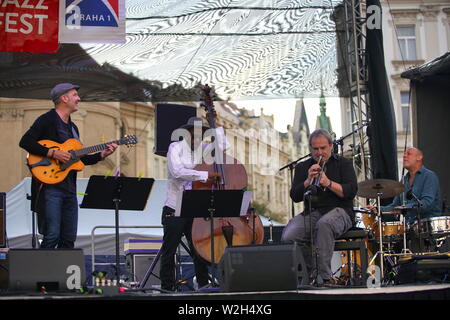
{"left": 1, "top": 283, "right": 449, "bottom": 301}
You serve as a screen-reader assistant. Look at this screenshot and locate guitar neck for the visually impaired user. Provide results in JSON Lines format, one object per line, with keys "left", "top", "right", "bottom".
{"left": 74, "top": 140, "right": 121, "bottom": 158}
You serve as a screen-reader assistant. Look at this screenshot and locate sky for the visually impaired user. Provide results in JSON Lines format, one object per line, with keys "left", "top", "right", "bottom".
{"left": 232, "top": 97, "right": 343, "bottom": 139}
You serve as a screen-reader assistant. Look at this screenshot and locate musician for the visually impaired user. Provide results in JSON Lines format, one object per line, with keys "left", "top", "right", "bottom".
{"left": 159, "top": 114, "right": 224, "bottom": 292}
{"left": 281, "top": 129, "right": 357, "bottom": 286}
{"left": 380, "top": 147, "right": 441, "bottom": 224}
{"left": 19, "top": 83, "right": 117, "bottom": 249}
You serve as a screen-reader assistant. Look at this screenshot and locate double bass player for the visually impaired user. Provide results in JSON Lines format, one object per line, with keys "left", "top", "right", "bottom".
{"left": 159, "top": 110, "right": 223, "bottom": 292}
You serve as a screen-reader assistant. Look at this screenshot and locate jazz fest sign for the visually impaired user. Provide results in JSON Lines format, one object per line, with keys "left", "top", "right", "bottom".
{"left": 0, "top": 0, "right": 125, "bottom": 53}
{"left": 0, "top": 0, "right": 58, "bottom": 53}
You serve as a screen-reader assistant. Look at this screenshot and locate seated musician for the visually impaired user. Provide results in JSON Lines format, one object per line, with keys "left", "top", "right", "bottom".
{"left": 380, "top": 147, "right": 441, "bottom": 225}
{"left": 159, "top": 111, "right": 226, "bottom": 292}
{"left": 281, "top": 129, "right": 358, "bottom": 286}
{"left": 379, "top": 148, "right": 442, "bottom": 252}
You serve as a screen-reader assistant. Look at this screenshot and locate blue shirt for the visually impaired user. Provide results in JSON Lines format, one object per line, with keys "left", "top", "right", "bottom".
{"left": 381, "top": 166, "right": 442, "bottom": 224}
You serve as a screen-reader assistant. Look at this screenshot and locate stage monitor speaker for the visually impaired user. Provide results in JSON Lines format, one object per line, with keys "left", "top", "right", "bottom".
{"left": 218, "top": 243, "right": 305, "bottom": 292}
{"left": 125, "top": 253, "right": 160, "bottom": 286}
{"left": 398, "top": 254, "right": 450, "bottom": 284}
{"left": 0, "top": 249, "right": 85, "bottom": 292}
{"left": 0, "top": 193, "right": 5, "bottom": 248}
{"left": 154, "top": 103, "right": 197, "bottom": 157}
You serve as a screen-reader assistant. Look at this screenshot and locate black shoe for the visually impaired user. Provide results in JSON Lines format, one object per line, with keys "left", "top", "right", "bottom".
{"left": 321, "top": 278, "right": 339, "bottom": 288}
{"left": 161, "top": 285, "right": 175, "bottom": 292}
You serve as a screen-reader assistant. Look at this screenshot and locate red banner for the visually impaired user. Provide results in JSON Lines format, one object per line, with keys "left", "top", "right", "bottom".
{"left": 0, "top": 0, "right": 59, "bottom": 53}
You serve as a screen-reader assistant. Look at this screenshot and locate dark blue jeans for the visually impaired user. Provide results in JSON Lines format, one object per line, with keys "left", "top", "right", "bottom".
{"left": 159, "top": 206, "right": 209, "bottom": 291}
{"left": 40, "top": 186, "right": 78, "bottom": 249}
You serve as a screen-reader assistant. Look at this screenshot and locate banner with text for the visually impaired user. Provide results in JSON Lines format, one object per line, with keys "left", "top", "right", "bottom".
{"left": 0, "top": 0, "right": 59, "bottom": 53}
{"left": 59, "top": 0, "right": 125, "bottom": 44}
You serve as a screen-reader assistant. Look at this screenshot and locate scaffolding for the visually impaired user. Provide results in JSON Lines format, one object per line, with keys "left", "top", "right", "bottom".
{"left": 342, "top": 0, "right": 372, "bottom": 183}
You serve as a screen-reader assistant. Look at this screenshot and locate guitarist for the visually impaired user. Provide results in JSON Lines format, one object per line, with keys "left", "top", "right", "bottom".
{"left": 19, "top": 83, "right": 117, "bottom": 249}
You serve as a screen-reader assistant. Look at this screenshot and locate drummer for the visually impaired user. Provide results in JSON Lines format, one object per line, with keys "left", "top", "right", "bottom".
{"left": 379, "top": 147, "right": 442, "bottom": 225}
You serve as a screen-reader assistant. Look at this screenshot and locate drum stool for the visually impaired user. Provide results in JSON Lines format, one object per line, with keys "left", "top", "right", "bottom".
{"left": 334, "top": 227, "right": 369, "bottom": 286}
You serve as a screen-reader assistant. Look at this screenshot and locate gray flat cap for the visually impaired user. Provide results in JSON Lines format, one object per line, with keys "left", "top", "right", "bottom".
{"left": 50, "top": 83, "right": 80, "bottom": 102}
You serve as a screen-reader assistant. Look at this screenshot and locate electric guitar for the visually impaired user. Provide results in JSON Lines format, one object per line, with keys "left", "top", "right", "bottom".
{"left": 26, "top": 135, "right": 138, "bottom": 184}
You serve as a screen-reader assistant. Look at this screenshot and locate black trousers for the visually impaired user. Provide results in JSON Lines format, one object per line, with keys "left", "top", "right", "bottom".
{"left": 159, "top": 206, "right": 209, "bottom": 290}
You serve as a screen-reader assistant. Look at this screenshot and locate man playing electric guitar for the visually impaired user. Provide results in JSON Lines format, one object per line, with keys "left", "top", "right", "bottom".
{"left": 19, "top": 83, "right": 118, "bottom": 249}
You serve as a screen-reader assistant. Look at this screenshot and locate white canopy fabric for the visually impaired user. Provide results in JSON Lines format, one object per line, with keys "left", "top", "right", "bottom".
{"left": 81, "top": 0, "right": 343, "bottom": 100}
{"left": 6, "top": 178, "right": 283, "bottom": 255}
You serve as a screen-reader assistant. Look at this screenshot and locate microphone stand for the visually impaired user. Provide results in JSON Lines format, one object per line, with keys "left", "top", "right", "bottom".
{"left": 303, "top": 188, "right": 318, "bottom": 286}
{"left": 408, "top": 191, "right": 423, "bottom": 253}
{"left": 303, "top": 159, "right": 323, "bottom": 286}
{"left": 26, "top": 193, "right": 38, "bottom": 249}
{"left": 279, "top": 153, "right": 311, "bottom": 219}
{"left": 333, "top": 123, "right": 369, "bottom": 155}
{"left": 400, "top": 172, "right": 411, "bottom": 255}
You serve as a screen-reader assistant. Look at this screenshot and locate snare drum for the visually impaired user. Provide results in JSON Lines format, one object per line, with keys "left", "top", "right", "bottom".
{"left": 420, "top": 216, "right": 450, "bottom": 237}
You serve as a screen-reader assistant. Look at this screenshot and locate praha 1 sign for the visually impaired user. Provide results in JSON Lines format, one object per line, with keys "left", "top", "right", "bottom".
{"left": 0, "top": 0, "right": 58, "bottom": 53}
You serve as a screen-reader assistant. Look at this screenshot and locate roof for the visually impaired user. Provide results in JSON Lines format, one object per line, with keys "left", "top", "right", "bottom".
{"left": 0, "top": 44, "right": 154, "bottom": 102}
{"left": 401, "top": 52, "right": 450, "bottom": 81}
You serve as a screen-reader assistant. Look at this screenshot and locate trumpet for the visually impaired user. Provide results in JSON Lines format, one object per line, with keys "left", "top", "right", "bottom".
{"left": 311, "top": 156, "right": 326, "bottom": 187}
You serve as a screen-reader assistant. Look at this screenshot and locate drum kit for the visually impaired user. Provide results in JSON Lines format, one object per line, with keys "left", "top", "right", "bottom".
{"left": 353, "top": 179, "right": 450, "bottom": 284}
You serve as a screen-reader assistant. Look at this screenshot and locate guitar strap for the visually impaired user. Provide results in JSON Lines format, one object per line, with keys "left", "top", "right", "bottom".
{"left": 71, "top": 123, "right": 80, "bottom": 141}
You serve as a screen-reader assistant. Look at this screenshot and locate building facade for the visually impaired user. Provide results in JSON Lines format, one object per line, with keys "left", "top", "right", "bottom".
{"left": 1, "top": 96, "right": 293, "bottom": 224}
{"left": 340, "top": 0, "right": 450, "bottom": 179}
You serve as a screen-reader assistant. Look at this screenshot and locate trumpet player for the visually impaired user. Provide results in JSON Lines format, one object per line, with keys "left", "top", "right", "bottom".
{"left": 281, "top": 129, "right": 358, "bottom": 286}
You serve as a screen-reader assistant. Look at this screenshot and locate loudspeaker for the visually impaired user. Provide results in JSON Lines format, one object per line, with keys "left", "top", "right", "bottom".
{"left": 154, "top": 103, "right": 197, "bottom": 157}
{"left": 0, "top": 249, "right": 85, "bottom": 292}
{"left": 125, "top": 253, "right": 160, "bottom": 285}
{"left": 398, "top": 254, "right": 450, "bottom": 284}
{"left": 218, "top": 243, "right": 305, "bottom": 292}
{"left": 0, "top": 193, "right": 5, "bottom": 248}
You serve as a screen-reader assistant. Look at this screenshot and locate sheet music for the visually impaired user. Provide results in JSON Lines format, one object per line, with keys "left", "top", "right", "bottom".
{"left": 240, "top": 191, "right": 253, "bottom": 216}
{"left": 174, "top": 190, "right": 184, "bottom": 217}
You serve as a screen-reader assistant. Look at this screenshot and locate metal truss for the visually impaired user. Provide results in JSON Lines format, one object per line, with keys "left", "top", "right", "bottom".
{"left": 342, "top": 0, "right": 372, "bottom": 183}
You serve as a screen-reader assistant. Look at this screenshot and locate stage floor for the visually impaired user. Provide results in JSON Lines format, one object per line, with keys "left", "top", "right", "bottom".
{"left": 1, "top": 282, "right": 449, "bottom": 301}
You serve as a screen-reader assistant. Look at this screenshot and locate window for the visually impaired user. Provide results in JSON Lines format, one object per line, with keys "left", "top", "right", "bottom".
{"left": 400, "top": 91, "right": 410, "bottom": 132}
{"left": 397, "top": 26, "right": 417, "bottom": 60}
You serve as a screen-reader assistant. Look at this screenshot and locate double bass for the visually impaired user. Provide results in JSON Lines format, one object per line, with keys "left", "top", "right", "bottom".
{"left": 191, "top": 84, "right": 264, "bottom": 264}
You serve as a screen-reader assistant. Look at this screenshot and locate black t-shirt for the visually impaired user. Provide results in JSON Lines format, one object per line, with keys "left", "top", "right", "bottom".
{"left": 55, "top": 115, "right": 77, "bottom": 194}
{"left": 290, "top": 154, "right": 358, "bottom": 221}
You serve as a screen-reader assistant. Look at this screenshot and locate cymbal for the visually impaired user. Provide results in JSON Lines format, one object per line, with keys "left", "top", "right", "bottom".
{"left": 383, "top": 206, "right": 416, "bottom": 214}
{"left": 357, "top": 179, "right": 404, "bottom": 199}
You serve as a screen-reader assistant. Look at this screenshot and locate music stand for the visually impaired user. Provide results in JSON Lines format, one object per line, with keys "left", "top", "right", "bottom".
{"left": 175, "top": 189, "right": 252, "bottom": 288}
{"left": 80, "top": 175, "right": 154, "bottom": 284}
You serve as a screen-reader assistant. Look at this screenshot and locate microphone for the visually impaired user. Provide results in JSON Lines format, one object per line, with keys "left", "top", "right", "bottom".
{"left": 406, "top": 190, "right": 422, "bottom": 207}
{"left": 406, "top": 190, "right": 413, "bottom": 200}
{"left": 304, "top": 184, "right": 317, "bottom": 197}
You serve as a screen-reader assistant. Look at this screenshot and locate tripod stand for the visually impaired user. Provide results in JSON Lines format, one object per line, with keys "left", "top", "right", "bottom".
{"left": 138, "top": 238, "right": 200, "bottom": 291}
{"left": 358, "top": 179, "right": 404, "bottom": 286}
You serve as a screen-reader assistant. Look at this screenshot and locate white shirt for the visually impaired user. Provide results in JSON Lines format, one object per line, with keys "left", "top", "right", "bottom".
{"left": 164, "top": 127, "right": 227, "bottom": 210}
